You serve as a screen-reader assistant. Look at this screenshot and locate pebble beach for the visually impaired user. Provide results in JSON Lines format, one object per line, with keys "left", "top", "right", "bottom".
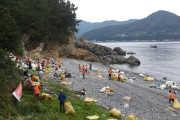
{"left": 42, "top": 58, "right": 180, "bottom": 120}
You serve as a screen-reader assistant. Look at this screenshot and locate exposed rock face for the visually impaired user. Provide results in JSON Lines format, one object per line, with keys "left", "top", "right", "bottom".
{"left": 75, "top": 41, "right": 117, "bottom": 56}
{"left": 114, "top": 47, "right": 126, "bottom": 55}
{"left": 126, "top": 56, "right": 140, "bottom": 65}
{"left": 24, "top": 33, "right": 140, "bottom": 66}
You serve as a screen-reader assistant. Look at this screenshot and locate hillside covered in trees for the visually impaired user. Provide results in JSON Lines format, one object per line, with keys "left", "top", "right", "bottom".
{"left": 0, "top": 0, "right": 80, "bottom": 54}
{"left": 76, "top": 19, "right": 137, "bottom": 39}
{"left": 83, "top": 10, "right": 180, "bottom": 41}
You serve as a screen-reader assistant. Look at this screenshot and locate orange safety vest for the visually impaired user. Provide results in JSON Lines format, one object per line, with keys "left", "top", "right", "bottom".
{"left": 83, "top": 66, "right": 85, "bottom": 70}
{"left": 169, "top": 92, "right": 174, "bottom": 99}
{"left": 33, "top": 86, "right": 40, "bottom": 95}
{"left": 82, "top": 70, "right": 85, "bottom": 75}
{"left": 37, "top": 63, "right": 40, "bottom": 67}
{"left": 56, "top": 65, "right": 58, "bottom": 69}
{"left": 118, "top": 73, "right": 120, "bottom": 77}
{"left": 43, "top": 66, "right": 46, "bottom": 69}
{"left": 79, "top": 65, "right": 81, "bottom": 69}
{"left": 58, "top": 62, "right": 61, "bottom": 65}
{"left": 108, "top": 70, "right": 112, "bottom": 74}
{"left": 86, "top": 66, "right": 88, "bottom": 70}
{"left": 28, "top": 80, "right": 32, "bottom": 87}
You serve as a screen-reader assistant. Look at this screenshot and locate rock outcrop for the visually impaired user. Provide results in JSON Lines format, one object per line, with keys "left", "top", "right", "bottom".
{"left": 114, "top": 47, "right": 126, "bottom": 55}
{"left": 126, "top": 56, "right": 141, "bottom": 65}
{"left": 24, "top": 34, "right": 140, "bottom": 65}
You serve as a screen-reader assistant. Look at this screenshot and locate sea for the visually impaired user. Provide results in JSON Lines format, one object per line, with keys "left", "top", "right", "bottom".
{"left": 98, "top": 42, "right": 180, "bottom": 83}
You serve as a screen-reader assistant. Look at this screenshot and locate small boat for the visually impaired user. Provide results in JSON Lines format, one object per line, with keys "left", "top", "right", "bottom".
{"left": 150, "top": 45, "right": 157, "bottom": 48}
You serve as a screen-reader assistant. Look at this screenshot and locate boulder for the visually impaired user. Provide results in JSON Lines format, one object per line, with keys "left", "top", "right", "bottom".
{"left": 64, "top": 43, "right": 76, "bottom": 56}
{"left": 114, "top": 47, "right": 126, "bottom": 55}
{"left": 127, "top": 52, "right": 135, "bottom": 54}
{"left": 126, "top": 56, "right": 140, "bottom": 65}
{"left": 103, "top": 55, "right": 126, "bottom": 64}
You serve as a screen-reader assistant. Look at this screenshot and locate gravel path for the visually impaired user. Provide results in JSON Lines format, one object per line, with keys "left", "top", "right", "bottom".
{"left": 46, "top": 58, "right": 180, "bottom": 120}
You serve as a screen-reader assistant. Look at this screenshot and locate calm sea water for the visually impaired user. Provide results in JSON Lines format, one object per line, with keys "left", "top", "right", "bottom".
{"left": 98, "top": 42, "right": 180, "bottom": 83}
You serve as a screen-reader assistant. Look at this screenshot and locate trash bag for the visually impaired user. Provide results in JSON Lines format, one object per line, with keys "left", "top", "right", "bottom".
{"left": 89, "top": 72, "right": 94, "bottom": 75}
{"left": 106, "top": 88, "right": 114, "bottom": 92}
{"left": 107, "top": 118, "right": 117, "bottom": 120}
{"left": 173, "top": 99, "right": 180, "bottom": 109}
{"left": 60, "top": 81, "right": 72, "bottom": 85}
{"left": 32, "top": 68, "right": 36, "bottom": 71}
{"left": 143, "top": 76, "right": 154, "bottom": 81}
{"left": 86, "top": 115, "right": 99, "bottom": 120}
{"left": 126, "top": 115, "right": 137, "bottom": 120}
{"left": 64, "top": 101, "right": 76, "bottom": 115}
{"left": 123, "top": 96, "right": 131, "bottom": 102}
{"left": 84, "top": 97, "right": 97, "bottom": 103}
{"left": 120, "top": 76, "right": 126, "bottom": 82}
{"left": 41, "top": 93, "right": 54, "bottom": 101}
{"left": 112, "top": 73, "right": 118, "bottom": 80}
{"left": 98, "top": 75, "right": 102, "bottom": 78}
{"left": 60, "top": 74, "right": 65, "bottom": 80}
{"left": 109, "top": 108, "right": 121, "bottom": 118}
{"left": 96, "top": 70, "right": 100, "bottom": 72}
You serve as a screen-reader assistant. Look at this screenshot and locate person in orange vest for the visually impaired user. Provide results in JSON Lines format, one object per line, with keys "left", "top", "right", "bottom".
{"left": 108, "top": 69, "right": 112, "bottom": 80}
{"left": 82, "top": 69, "right": 85, "bottom": 79}
{"left": 169, "top": 90, "right": 175, "bottom": 103}
{"left": 118, "top": 71, "right": 121, "bottom": 81}
{"left": 58, "top": 61, "right": 61, "bottom": 68}
{"left": 37, "top": 62, "right": 40, "bottom": 71}
{"left": 79, "top": 64, "right": 81, "bottom": 72}
{"left": 82, "top": 65, "right": 85, "bottom": 71}
{"left": 33, "top": 85, "right": 41, "bottom": 98}
{"left": 85, "top": 65, "right": 88, "bottom": 73}
{"left": 55, "top": 64, "right": 58, "bottom": 70}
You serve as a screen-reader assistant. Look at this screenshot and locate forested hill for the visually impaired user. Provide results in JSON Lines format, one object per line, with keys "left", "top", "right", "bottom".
{"left": 83, "top": 10, "right": 180, "bottom": 41}
{"left": 0, "top": 0, "right": 79, "bottom": 54}
{"left": 76, "top": 19, "right": 137, "bottom": 39}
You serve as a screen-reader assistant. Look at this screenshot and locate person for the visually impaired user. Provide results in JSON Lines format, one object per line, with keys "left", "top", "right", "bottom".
{"left": 79, "top": 64, "right": 81, "bottom": 72}
{"left": 37, "top": 62, "right": 40, "bottom": 71}
{"left": 23, "top": 70, "right": 29, "bottom": 80}
{"left": 108, "top": 69, "right": 112, "bottom": 80}
{"left": 58, "top": 61, "right": 61, "bottom": 68}
{"left": 82, "top": 69, "right": 85, "bottom": 79}
{"left": 169, "top": 90, "right": 175, "bottom": 104}
{"left": 55, "top": 64, "right": 58, "bottom": 70}
{"left": 85, "top": 65, "right": 88, "bottom": 73}
{"left": 33, "top": 85, "right": 41, "bottom": 98}
{"left": 58, "top": 89, "right": 66, "bottom": 112}
{"left": 29, "top": 60, "right": 32, "bottom": 69}
{"left": 82, "top": 65, "right": 85, "bottom": 71}
{"left": 90, "top": 62, "right": 92, "bottom": 70}
{"left": 31, "top": 75, "right": 39, "bottom": 82}
{"left": 118, "top": 71, "right": 121, "bottom": 81}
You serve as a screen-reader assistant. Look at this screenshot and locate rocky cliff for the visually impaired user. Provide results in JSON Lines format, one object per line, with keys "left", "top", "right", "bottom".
{"left": 23, "top": 34, "right": 140, "bottom": 65}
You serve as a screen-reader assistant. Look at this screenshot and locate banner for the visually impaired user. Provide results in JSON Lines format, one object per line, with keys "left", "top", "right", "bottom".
{"left": 12, "top": 81, "right": 22, "bottom": 101}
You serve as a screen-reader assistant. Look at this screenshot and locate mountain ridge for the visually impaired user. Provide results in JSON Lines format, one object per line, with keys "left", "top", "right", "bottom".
{"left": 83, "top": 10, "right": 180, "bottom": 41}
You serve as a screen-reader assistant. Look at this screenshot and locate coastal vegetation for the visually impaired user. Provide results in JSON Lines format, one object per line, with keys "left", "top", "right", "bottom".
{"left": 83, "top": 10, "right": 180, "bottom": 41}
{"left": 0, "top": 0, "right": 80, "bottom": 53}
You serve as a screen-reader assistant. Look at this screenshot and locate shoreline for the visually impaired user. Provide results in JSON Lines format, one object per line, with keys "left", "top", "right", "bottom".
{"left": 47, "top": 58, "right": 180, "bottom": 120}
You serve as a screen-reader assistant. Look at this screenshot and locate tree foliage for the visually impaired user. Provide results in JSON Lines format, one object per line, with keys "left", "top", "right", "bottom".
{"left": 0, "top": 0, "right": 79, "bottom": 52}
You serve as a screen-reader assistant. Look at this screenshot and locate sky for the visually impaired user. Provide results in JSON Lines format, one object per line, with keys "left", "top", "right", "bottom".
{"left": 69, "top": 0, "right": 180, "bottom": 22}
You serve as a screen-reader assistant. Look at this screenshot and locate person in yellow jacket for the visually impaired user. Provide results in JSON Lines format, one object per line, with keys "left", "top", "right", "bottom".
{"left": 31, "top": 75, "right": 39, "bottom": 82}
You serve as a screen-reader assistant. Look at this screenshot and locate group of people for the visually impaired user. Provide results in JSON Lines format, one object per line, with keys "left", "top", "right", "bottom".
{"left": 108, "top": 69, "right": 121, "bottom": 80}
{"left": 79, "top": 62, "right": 92, "bottom": 79}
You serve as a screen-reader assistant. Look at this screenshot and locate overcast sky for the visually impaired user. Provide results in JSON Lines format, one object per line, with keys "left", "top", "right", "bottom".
{"left": 69, "top": 0, "right": 180, "bottom": 22}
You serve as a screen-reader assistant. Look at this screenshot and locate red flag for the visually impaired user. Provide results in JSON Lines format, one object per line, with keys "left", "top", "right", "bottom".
{"left": 12, "top": 82, "right": 22, "bottom": 101}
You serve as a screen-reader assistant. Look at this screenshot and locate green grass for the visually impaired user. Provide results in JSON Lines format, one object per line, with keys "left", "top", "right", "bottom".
{"left": 13, "top": 78, "right": 120, "bottom": 120}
